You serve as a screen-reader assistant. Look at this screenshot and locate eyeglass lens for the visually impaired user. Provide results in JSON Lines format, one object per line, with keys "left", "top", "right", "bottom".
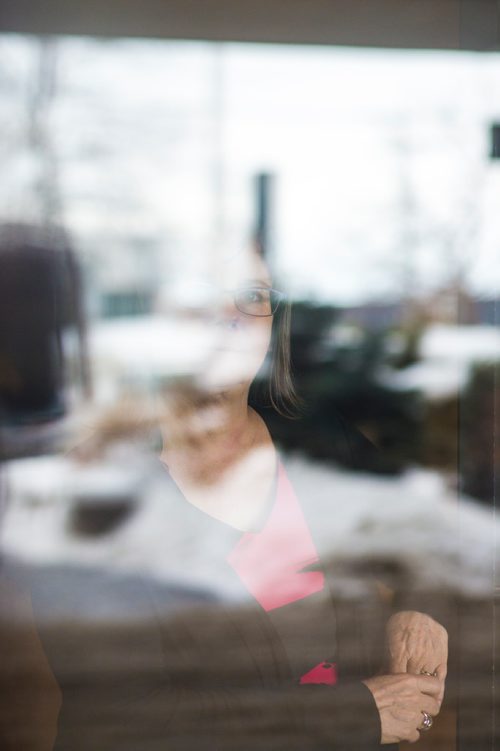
{"left": 234, "top": 288, "right": 280, "bottom": 316}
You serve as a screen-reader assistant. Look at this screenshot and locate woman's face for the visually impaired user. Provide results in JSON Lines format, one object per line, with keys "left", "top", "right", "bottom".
{"left": 167, "top": 249, "right": 273, "bottom": 392}
{"left": 184, "top": 247, "right": 275, "bottom": 394}
{"left": 157, "top": 248, "right": 276, "bottom": 447}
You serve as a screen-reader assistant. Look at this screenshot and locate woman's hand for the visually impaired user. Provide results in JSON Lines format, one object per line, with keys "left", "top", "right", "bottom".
{"left": 362, "top": 673, "right": 443, "bottom": 744}
{"left": 386, "top": 610, "right": 448, "bottom": 691}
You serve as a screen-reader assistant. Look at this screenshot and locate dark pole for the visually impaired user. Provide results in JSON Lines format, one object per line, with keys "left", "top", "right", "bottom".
{"left": 254, "top": 172, "right": 274, "bottom": 262}
{"left": 489, "top": 122, "right": 500, "bottom": 751}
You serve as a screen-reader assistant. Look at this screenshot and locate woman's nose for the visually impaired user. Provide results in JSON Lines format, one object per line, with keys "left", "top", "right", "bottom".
{"left": 218, "top": 309, "right": 241, "bottom": 330}
{"left": 215, "top": 293, "right": 242, "bottom": 327}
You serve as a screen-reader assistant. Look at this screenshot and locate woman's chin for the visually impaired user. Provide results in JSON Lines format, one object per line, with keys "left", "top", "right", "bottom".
{"left": 196, "top": 351, "right": 264, "bottom": 394}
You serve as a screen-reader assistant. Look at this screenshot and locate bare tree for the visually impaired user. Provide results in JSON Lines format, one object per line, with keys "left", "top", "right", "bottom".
{"left": 27, "top": 36, "right": 62, "bottom": 225}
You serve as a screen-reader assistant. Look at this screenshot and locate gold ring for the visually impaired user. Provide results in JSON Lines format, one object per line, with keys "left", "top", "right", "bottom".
{"left": 420, "top": 670, "right": 437, "bottom": 677}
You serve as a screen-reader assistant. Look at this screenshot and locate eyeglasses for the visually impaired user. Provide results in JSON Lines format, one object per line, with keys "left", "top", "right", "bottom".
{"left": 232, "top": 286, "right": 285, "bottom": 317}
{"left": 175, "top": 282, "right": 285, "bottom": 317}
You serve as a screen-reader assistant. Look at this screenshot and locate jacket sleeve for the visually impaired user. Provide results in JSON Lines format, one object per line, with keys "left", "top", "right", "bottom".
{"left": 117, "top": 675, "right": 384, "bottom": 751}
{"left": 41, "top": 596, "right": 386, "bottom": 751}
{"left": 142, "top": 601, "right": 385, "bottom": 751}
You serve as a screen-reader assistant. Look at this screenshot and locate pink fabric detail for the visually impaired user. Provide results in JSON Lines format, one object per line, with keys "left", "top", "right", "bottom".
{"left": 299, "top": 661, "right": 338, "bottom": 686}
{"left": 226, "top": 461, "right": 324, "bottom": 611}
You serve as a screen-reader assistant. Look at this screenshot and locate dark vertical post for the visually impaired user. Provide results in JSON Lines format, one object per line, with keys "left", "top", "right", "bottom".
{"left": 254, "top": 172, "right": 274, "bottom": 262}
{"left": 490, "top": 123, "right": 500, "bottom": 159}
{"left": 490, "top": 125, "right": 500, "bottom": 751}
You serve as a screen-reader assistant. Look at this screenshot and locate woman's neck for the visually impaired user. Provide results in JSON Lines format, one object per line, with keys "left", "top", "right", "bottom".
{"left": 159, "top": 385, "right": 258, "bottom": 485}
{"left": 159, "top": 385, "right": 277, "bottom": 531}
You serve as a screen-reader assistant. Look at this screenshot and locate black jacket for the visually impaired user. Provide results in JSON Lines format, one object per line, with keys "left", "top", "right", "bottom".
{"left": 15, "top": 414, "right": 401, "bottom": 751}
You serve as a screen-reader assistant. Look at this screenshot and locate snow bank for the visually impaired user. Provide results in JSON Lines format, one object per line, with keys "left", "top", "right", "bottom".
{"left": 1, "top": 452, "right": 496, "bottom": 599}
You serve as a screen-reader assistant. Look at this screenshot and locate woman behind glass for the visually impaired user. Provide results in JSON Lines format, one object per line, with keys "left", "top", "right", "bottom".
{"left": 36, "top": 243, "right": 447, "bottom": 750}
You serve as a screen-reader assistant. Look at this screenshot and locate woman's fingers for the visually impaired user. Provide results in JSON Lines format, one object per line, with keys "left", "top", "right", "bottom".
{"left": 435, "top": 662, "right": 448, "bottom": 681}
{"left": 363, "top": 673, "right": 445, "bottom": 744}
{"left": 386, "top": 611, "right": 448, "bottom": 715}
{"left": 416, "top": 673, "right": 443, "bottom": 698}
{"left": 406, "top": 656, "right": 425, "bottom": 674}
{"left": 419, "top": 692, "right": 441, "bottom": 717}
{"left": 417, "top": 673, "right": 445, "bottom": 708}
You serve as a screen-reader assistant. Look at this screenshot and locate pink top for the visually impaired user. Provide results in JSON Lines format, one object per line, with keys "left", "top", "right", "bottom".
{"left": 226, "top": 460, "right": 337, "bottom": 686}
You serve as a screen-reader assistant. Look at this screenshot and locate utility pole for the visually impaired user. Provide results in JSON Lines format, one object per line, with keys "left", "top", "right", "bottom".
{"left": 254, "top": 172, "right": 274, "bottom": 264}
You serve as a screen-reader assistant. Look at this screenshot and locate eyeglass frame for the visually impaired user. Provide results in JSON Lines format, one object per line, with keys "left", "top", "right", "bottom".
{"left": 174, "top": 282, "right": 285, "bottom": 317}
{"left": 231, "top": 286, "right": 285, "bottom": 317}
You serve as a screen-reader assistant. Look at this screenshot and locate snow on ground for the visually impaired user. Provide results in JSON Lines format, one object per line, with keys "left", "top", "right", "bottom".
{"left": 1, "top": 451, "right": 496, "bottom": 599}
{"left": 420, "top": 324, "right": 500, "bottom": 362}
{"left": 382, "top": 324, "right": 500, "bottom": 400}
{"left": 381, "top": 360, "right": 469, "bottom": 400}
{"left": 286, "top": 455, "right": 496, "bottom": 596}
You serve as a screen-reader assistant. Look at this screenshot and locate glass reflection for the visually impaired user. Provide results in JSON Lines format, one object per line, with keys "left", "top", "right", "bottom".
{"left": 0, "top": 35, "right": 498, "bottom": 751}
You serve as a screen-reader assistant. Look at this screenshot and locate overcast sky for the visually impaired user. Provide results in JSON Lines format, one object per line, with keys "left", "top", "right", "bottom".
{"left": 1, "top": 35, "right": 500, "bottom": 305}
